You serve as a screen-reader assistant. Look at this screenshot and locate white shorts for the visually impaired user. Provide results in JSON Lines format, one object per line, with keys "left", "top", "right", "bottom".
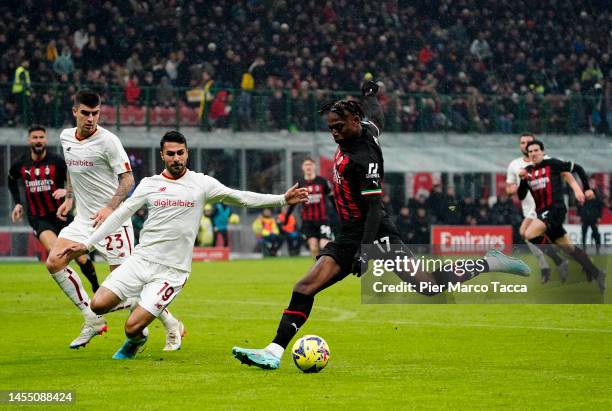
{"left": 521, "top": 194, "right": 537, "bottom": 220}
{"left": 59, "top": 217, "right": 134, "bottom": 265}
{"left": 102, "top": 255, "right": 189, "bottom": 317}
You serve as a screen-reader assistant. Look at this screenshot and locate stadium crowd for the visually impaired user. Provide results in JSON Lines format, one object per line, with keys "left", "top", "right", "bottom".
{"left": 1, "top": 0, "right": 611, "bottom": 133}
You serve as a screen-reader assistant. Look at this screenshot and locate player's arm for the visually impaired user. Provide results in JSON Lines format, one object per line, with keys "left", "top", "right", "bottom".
{"left": 8, "top": 162, "right": 24, "bottom": 223}
{"left": 505, "top": 164, "right": 518, "bottom": 196}
{"left": 56, "top": 173, "right": 74, "bottom": 221}
{"left": 558, "top": 160, "right": 591, "bottom": 203}
{"left": 205, "top": 176, "right": 308, "bottom": 208}
{"left": 92, "top": 171, "right": 135, "bottom": 228}
{"left": 517, "top": 178, "right": 529, "bottom": 201}
{"left": 57, "top": 180, "right": 148, "bottom": 259}
{"left": 361, "top": 80, "right": 385, "bottom": 134}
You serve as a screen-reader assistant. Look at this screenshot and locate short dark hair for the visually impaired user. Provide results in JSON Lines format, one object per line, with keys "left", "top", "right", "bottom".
{"left": 28, "top": 124, "right": 46, "bottom": 134}
{"left": 519, "top": 132, "right": 535, "bottom": 140}
{"left": 526, "top": 140, "right": 544, "bottom": 151}
{"left": 74, "top": 89, "right": 101, "bottom": 108}
{"left": 318, "top": 99, "right": 364, "bottom": 120}
{"left": 160, "top": 131, "right": 187, "bottom": 151}
{"left": 302, "top": 156, "right": 316, "bottom": 164}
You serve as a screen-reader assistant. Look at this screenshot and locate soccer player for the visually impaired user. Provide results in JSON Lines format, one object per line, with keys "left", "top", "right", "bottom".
{"left": 518, "top": 140, "right": 605, "bottom": 292}
{"left": 284, "top": 157, "right": 334, "bottom": 257}
{"left": 56, "top": 131, "right": 309, "bottom": 359}
{"left": 8, "top": 125, "right": 99, "bottom": 291}
{"left": 45, "top": 89, "right": 182, "bottom": 350}
{"left": 232, "top": 81, "right": 531, "bottom": 370}
{"left": 506, "top": 132, "right": 574, "bottom": 283}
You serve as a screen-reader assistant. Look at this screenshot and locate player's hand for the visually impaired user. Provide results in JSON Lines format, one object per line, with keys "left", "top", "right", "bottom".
{"left": 284, "top": 183, "right": 309, "bottom": 205}
{"left": 56, "top": 242, "right": 88, "bottom": 260}
{"left": 11, "top": 204, "right": 23, "bottom": 223}
{"left": 361, "top": 80, "right": 379, "bottom": 96}
{"left": 56, "top": 198, "right": 73, "bottom": 221}
{"left": 518, "top": 169, "right": 527, "bottom": 179}
{"left": 91, "top": 206, "right": 114, "bottom": 229}
{"left": 574, "top": 190, "right": 585, "bottom": 205}
{"left": 584, "top": 189, "right": 595, "bottom": 201}
{"left": 52, "top": 188, "right": 67, "bottom": 200}
{"left": 351, "top": 252, "right": 369, "bottom": 277}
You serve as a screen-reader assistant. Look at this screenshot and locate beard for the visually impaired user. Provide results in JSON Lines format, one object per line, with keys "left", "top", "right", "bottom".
{"left": 31, "top": 144, "right": 45, "bottom": 156}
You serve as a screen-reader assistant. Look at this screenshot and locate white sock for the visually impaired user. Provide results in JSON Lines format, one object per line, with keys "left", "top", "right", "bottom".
{"left": 265, "top": 343, "right": 284, "bottom": 359}
{"left": 51, "top": 267, "right": 97, "bottom": 321}
{"left": 158, "top": 309, "right": 179, "bottom": 329}
{"left": 526, "top": 240, "right": 549, "bottom": 270}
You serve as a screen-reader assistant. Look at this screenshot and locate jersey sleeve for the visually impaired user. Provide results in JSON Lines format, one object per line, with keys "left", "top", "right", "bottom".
{"left": 105, "top": 135, "right": 132, "bottom": 175}
{"left": 506, "top": 161, "right": 518, "bottom": 184}
{"left": 203, "top": 175, "right": 286, "bottom": 208}
{"left": 83, "top": 179, "right": 149, "bottom": 249}
{"left": 56, "top": 157, "right": 67, "bottom": 189}
{"left": 8, "top": 159, "right": 22, "bottom": 205}
{"left": 322, "top": 177, "right": 332, "bottom": 196}
{"left": 549, "top": 158, "right": 574, "bottom": 173}
{"left": 357, "top": 159, "right": 383, "bottom": 197}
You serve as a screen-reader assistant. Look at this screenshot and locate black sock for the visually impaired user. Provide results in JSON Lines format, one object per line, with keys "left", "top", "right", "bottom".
{"left": 568, "top": 246, "right": 599, "bottom": 280}
{"left": 530, "top": 236, "right": 545, "bottom": 245}
{"left": 78, "top": 259, "right": 99, "bottom": 292}
{"left": 271, "top": 291, "right": 314, "bottom": 349}
{"left": 543, "top": 246, "right": 564, "bottom": 266}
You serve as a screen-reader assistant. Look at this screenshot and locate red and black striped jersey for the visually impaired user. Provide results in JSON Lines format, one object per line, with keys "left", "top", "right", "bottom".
{"left": 522, "top": 158, "right": 574, "bottom": 212}
{"left": 8, "top": 151, "right": 67, "bottom": 217}
{"left": 297, "top": 176, "right": 332, "bottom": 222}
{"left": 332, "top": 121, "right": 384, "bottom": 225}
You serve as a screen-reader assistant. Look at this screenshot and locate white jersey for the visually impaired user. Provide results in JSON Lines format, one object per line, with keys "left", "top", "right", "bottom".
{"left": 60, "top": 126, "right": 131, "bottom": 222}
{"left": 84, "top": 170, "right": 286, "bottom": 271}
{"left": 506, "top": 155, "right": 550, "bottom": 218}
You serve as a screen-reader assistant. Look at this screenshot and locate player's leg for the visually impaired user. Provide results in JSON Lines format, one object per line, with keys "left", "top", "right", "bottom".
{"left": 46, "top": 236, "right": 100, "bottom": 321}
{"left": 113, "top": 265, "right": 188, "bottom": 359}
{"left": 581, "top": 222, "right": 588, "bottom": 249}
{"left": 591, "top": 223, "right": 601, "bottom": 254}
{"left": 521, "top": 217, "right": 553, "bottom": 281}
{"left": 554, "top": 234, "right": 605, "bottom": 291}
{"left": 307, "top": 237, "right": 319, "bottom": 258}
{"left": 233, "top": 253, "right": 346, "bottom": 369}
{"left": 75, "top": 254, "right": 99, "bottom": 292}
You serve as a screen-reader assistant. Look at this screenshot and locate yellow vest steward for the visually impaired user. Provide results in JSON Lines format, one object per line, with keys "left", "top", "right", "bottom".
{"left": 12, "top": 66, "right": 31, "bottom": 95}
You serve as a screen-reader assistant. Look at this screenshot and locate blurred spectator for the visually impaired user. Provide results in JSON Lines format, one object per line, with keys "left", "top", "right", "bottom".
{"left": 196, "top": 204, "right": 215, "bottom": 247}
{"left": 208, "top": 90, "right": 231, "bottom": 128}
{"left": 277, "top": 207, "right": 301, "bottom": 256}
{"left": 212, "top": 203, "right": 232, "bottom": 247}
{"left": 131, "top": 206, "right": 147, "bottom": 245}
{"left": 395, "top": 206, "right": 416, "bottom": 244}
{"left": 578, "top": 180, "right": 604, "bottom": 253}
{"left": 412, "top": 207, "right": 431, "bottom": 245}
{"left": 53, "top": 47, "right": 74, "bottom": 77}
{"left": 252, "top": 208, "right": 282, "bottom": 256}
{"left": 125, "top": 75, "right": 141, "bottom": 105}
{"left": 2, "top": 0, "right": 612, "bottom": 133}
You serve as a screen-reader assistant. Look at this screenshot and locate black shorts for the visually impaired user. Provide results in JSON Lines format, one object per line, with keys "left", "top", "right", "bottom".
{"left": 27, "top": 215, "right": 69, "bottom": 238}
{"left": 317, "top": 218, "right": 404, "bottom": 277}
{"left": 538, "top": 207, "right": 567, "bottom": 242}
{"left": 301, "top": 220, "right": 333, "bottom": 240}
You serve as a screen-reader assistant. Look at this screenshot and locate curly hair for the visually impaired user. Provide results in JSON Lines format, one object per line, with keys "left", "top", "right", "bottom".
{"left": 318, "top": 99, "right": 364, "bottom": 120}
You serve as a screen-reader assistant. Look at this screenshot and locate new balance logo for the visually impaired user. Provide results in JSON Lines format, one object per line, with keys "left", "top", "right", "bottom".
{"left": 66, "top": 147, "right": 71, "bottom": 151}
{"left": 159, "top": 187, "right": 167, "bottom": 192}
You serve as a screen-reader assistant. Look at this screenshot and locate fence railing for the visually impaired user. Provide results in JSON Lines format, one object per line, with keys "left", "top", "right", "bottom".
{"left": 3, "top": 82, "right": 609, "bottom": 134}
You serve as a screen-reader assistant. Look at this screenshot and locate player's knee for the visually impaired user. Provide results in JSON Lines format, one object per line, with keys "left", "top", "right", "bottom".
{"left": 90, "top": 295, "right": 110, "bottom": 315}
{"left": 45, "top": 254, "right": 62, "bottom": 274}
{"left": 293, "top": 280, "right": 318, "bottom": 296}
{"left": 124, "top": 318, "right": 146, "bottom": 337}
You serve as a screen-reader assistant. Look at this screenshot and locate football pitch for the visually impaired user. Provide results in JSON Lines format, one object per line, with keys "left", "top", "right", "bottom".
{"left": 1, "top": 258, "right": 611, "bottom": 410}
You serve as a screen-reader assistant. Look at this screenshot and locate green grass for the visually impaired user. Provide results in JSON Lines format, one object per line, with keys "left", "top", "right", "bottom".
{"left": 0, "top": 258, "right": 611, "bottom": 410}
